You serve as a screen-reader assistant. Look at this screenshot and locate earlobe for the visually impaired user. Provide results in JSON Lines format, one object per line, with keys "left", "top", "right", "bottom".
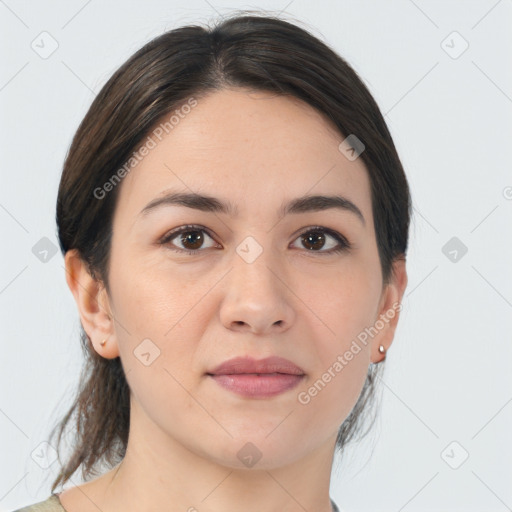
{"left": 64, "top": 249, "right": 120, "bottom": 359}
{"left": 371, "top": 258, "right": 408, "bottom": 363}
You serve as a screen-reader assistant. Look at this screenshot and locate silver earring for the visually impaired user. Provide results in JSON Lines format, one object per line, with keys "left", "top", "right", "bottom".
{"left": 378, "top": 345, "right": 385, "bottom": 354}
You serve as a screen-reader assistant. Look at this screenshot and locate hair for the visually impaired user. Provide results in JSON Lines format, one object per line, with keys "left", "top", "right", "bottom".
{"left": 49, "top": 11, "right": 411, "bottom": 493}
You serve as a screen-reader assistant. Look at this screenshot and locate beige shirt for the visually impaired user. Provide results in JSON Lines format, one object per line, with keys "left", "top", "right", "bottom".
{"left": 11, "top": 494, "right": 65, "bottom": 512}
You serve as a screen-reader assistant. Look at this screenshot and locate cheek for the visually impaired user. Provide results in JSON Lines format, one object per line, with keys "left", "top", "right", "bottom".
{"left": 311, "top": 262, "right": 382, "bottom": 346}
{"left": 300, "top": 297, "right": 373, "bottom": 435}
{"left": 301, "top": 264, "right": 379, "bottom": 415}
{"left": 109, "top": 248, "right": 202, "bottom": 335}
{"left": 108, "top": 254, "right": 224, "bottom": 398}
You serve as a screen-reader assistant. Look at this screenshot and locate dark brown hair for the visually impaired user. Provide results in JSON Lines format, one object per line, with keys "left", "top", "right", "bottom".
{"left": 49, "top": 11, "right": 411, "bottom": 492}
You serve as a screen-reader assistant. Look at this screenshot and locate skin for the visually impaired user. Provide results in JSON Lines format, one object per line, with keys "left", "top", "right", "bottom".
{"left": 62, "top": 87, "right": 407, "bottom": 512}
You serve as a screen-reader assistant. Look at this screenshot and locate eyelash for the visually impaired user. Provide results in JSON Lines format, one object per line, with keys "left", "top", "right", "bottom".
{"left": 159, "top": 224, "right": 351, "bottom": 256}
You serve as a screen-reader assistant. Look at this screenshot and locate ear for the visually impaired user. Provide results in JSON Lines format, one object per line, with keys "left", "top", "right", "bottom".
{"left": 64, "top": 249, "right": 119, "bottom": 359}
{"left": 370, "top": 258, "right": 408, "bottom": 363}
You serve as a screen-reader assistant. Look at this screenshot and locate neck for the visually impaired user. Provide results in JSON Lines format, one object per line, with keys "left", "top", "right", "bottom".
{"left": 97, "top": 402, "right": 338, "bottom": 512}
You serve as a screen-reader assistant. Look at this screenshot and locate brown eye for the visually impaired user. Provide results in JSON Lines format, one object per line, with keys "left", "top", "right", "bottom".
{"left": 301, "top": 230, "right": 327, "bottom": 250}
{"left": 292, "top": 227, "right": 350, "bottom": 254}
{"left": 178, "top": 229, "right": 204, "bottom": 250}
{"left": 160, "top": 225, "right": 218, "bottom": 254}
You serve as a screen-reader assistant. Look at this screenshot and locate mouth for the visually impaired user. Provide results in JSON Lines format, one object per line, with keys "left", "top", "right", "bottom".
{"left": 207, "top": 355, "right": 305, "bottom": 376}
{"left": 206, "top": 356, "right": 305, "bottom": 399}
{"left": 207, "top": 372, "right": 305, "bottom": 398}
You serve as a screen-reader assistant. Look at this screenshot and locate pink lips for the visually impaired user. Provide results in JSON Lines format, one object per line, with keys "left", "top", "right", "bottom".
{"left": 207, "top": 356, "right": 305, "bottom": 398}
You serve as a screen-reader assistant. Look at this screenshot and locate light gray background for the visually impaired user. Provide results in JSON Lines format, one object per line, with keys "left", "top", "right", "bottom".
{"left": 1, "top": 1, "right": 511, "bottom": 511}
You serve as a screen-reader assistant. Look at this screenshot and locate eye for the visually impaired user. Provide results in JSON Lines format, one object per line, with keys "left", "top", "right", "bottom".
{"left": 160, "top": 224, "right": 219, "bottom": 255}
{"left": 290, "top": 226, "right": 351, "bottom": 254}
{"left": 160, "top": 224, "right": 351, "bottom": 255}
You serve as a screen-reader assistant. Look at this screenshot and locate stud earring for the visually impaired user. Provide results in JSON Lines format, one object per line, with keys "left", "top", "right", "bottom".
{"left": 100, "top": 338, "right": 107, "bottom": 347}
{"left": 378, "top": 345, "right": 385, "bottom": 354}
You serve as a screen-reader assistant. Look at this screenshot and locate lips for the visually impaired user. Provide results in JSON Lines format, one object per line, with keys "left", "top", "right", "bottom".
{"left": 207, "top": 355, "right": 305, "bottom": 376}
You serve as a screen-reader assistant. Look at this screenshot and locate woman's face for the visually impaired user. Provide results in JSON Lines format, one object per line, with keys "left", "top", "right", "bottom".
{"left": 72, "top": 87, "right": 406, "bottom": 469}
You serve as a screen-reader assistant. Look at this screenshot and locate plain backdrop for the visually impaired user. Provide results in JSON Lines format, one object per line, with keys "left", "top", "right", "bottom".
{"left": 1, "top": 1, "right": 511, "bottom": 511}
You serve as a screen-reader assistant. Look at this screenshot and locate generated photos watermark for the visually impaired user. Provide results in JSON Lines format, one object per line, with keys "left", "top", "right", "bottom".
{"left": 297, "top": 301, "right": 402, "bottom": 405}
{"left": 93, "top": 96, "right": 198, "bottom": 200}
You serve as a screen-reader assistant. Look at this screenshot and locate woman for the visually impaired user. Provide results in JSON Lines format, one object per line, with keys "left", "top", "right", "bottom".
{"left": 13, "top": 11, "right": 410, "bottom": 512}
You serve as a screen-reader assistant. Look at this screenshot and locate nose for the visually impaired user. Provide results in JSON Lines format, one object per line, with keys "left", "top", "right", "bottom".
{"left": 219, "top": 244, "right": 295, "bottom": 335}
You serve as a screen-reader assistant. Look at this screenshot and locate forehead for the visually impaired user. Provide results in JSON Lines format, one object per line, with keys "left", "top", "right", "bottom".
{"left": 113, "top": 87, "right": 373, "bottom": 225}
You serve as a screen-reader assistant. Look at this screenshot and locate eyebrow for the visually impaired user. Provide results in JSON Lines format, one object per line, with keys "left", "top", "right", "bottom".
{"left": 139, "top": 191, "right": 365, "bottom": 225}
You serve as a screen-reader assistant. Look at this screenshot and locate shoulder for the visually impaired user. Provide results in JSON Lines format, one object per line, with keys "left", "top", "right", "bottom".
{"left": 11, "top": 494, "right": 66, "bottom": 512}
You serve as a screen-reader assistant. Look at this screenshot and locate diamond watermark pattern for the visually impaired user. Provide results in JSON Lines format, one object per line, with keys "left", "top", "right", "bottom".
{"left": 31, "top": 441, "right": 58, "bottom": 469}
{"left": 338, "top": 134, "right": 365, "bottom": 161}
{"left": 133, "top": 338, "right": 161, "bottom": 366}
{"left": 441, "top": 31, "right": 469, "bottom": 59}
{"left": 237, "top": 442, "right": 263, "bottom": 468}
{"left": 442, "top": 236, "right": 468, "bottom": 263}
{"left": 236, "top": 236, "right": 263, "bottom": 264}
{"left": 441, "top": 441, "right": 469, "bottom": 469}
{"left": 31, "top": 31, "right": 59, "bottom": 59}
{"left": 32, "top": 236, "right": 58, "bottom": 263}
